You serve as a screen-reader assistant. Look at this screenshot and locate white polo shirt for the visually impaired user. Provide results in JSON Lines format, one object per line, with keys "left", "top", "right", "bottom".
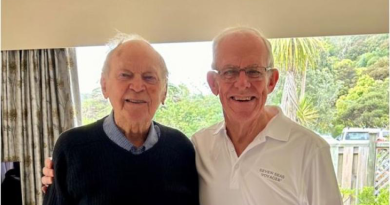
{"left": 192, "top": 106, "right": 342, "bottom": 205}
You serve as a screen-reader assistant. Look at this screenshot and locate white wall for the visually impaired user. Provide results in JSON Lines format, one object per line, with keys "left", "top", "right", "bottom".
{"left": 2, "top": 0, "right": 389, "bottom": 50}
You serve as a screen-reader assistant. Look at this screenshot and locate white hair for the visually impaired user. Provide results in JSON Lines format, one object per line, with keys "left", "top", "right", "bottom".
{"left": 211, "top": 27, "right": 274, "bottom": 70}
{"left": 101, "top": 33, "right": 168, "bottom": 83}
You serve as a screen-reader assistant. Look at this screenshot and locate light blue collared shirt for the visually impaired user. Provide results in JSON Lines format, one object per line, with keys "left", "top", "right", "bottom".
{"left": 103, "top": 111, "right": 160, "bottom": 155}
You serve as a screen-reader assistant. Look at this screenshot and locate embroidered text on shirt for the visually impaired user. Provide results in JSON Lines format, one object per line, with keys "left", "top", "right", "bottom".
{"left": 259, "top": 168, "right": 285, "bottom": 182}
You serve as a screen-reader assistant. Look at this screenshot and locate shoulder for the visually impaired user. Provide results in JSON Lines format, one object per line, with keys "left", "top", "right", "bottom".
{"left": 267, "top": 107, "right": 329, "bottom": 149}
{"left": 190, "top": 121, "right": 225, "bottom": 154}
{"left": 191, "top": 121, "right": 224, "bottom": 144}
{"left": 54, "top": 118, "right": 106, "bottom": 151}
{"left": 154, "top": 121, "right": 193, "bottom": 148}
{"left": 287, "top": 119, "right": 330, "bottom": 149}
{"left": 153, "top": 122, "right": 198, "bottom": 162}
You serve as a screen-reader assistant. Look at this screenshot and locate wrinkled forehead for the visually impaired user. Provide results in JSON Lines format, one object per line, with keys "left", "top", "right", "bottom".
{"left": 215, "top": 33, "right": 269, "bottom": 68}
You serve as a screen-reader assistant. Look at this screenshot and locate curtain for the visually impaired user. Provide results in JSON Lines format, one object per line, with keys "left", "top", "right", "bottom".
{"left": 1, "top": 48, "right": 81, "bottom": 205}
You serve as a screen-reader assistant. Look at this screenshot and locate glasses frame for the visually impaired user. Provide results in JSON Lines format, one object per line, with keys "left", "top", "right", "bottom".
{"left": 212, "top": 65, "right": 272, "bottom": 82}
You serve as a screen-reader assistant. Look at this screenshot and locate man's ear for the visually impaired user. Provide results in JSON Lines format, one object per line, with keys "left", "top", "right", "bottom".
{"left": 100, "top": 75, "right": 109, "bottom": 99}
{"left": 161, "top": 83, "right": 168, "bottom": 105}
{"left": 207, "top": 71, "right": 219, "bottom": 96}
{"left": 267, "top": 69, "right": 279, "bottom": 93}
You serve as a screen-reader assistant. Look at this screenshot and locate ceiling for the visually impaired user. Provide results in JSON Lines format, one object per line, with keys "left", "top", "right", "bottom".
{"left": 2, "top": 0, "right": 389, "bottom": 50}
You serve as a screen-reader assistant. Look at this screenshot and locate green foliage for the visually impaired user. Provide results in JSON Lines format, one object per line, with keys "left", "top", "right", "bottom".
{"left": 309, "top": 34, "right": 389, "bottom": 136}
{"left": 340, "top": 187, "right": 355, "bottom": 204}
{"left": 154, "top": 84, "right": 223, "bottom": 137}
{"left": 334, "top": 59, "right": 355, "bottom": 70}
{"left": 358, "top": 187, "right": 377, "bottom": 205}
{"left": 81, "top": 87, "right": 111, "bottom": 125}
{"left": 305, "top": 67, "right": 340, "bottom": 134}
{"left": 357, "top": 186, "right": 389, "bottom": 205}
{"left": 357, "top": 52, "right": 375, "bottom": 67}
{"left": 297, "top": 97, "right": 319, "bottom": 127}
{"left": 272, "top": 37, "right": 323, "bottom": 73}
{"left": 271, "top": 37, "right": 324, "bottom": 121}
{"left": 326, "top": 34, "right": 388, "bottom": 61}
{"left": 334, "top": 60, "right": 358, "bottom": 98}
{"left": 366, "top": 56, "right": 380, "bottom": 67}
{"left": 335, "top": 75, "right": 389, "bottom": 128}
{"left": 375, "top": 188, "right": 390, "bottom": 205}
{"left": 332, "top": 124, "right": 344, "bottom": 138}
{"left": 340, "top": 186, "right": 389, "bottom": 205}
{"left": 266, "top": 69, "right": 285, "bottom": 105}
{"left": 363, "top": 57, "right": 389, "bottom": 81}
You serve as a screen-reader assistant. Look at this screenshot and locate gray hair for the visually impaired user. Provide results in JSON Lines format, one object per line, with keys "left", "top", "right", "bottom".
{"left": 211, "top": 27, "right": 274, "bottom": 70}
{"left": 101, "top": 33, "right": 168, "bottom": 83}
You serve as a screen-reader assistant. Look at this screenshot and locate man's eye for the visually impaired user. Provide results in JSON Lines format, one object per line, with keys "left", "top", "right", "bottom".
{"left": 143, "top": 75, "right": 158, "bottom": 84}
{"left": 119, "top": 73, "right": 131, "bottom": 79}
{"left": 247, "top": 70, "right": 261, "bottom": 77}
{"left": 222, "top": 69, "right": 237, "bottom": 77}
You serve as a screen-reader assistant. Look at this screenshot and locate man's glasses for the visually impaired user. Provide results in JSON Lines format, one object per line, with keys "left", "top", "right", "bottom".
{"left": 213, "top": 65, "right": 271, "bottom": 82}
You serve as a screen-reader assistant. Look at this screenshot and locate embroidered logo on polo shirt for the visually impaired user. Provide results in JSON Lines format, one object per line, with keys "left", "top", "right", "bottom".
{"left": 259, "top": 168, "right": 285, "bottom": 182}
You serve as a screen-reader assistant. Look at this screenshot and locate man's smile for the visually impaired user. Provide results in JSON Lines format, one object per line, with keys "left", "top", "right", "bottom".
{"left": 230, "top": 96, "right": 256, "bottom": 102}
{"left": 125, "top": 98, "right": 147, "bottom": 104}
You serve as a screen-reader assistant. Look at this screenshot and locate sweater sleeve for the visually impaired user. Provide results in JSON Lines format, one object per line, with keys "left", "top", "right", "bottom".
{"left": 43, "top": 134, "right": 75, "bottom": 205}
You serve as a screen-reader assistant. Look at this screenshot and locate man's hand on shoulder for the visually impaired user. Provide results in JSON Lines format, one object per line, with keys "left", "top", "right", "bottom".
{"left": 41, "top": 158, "right": 54, "bottom": 193}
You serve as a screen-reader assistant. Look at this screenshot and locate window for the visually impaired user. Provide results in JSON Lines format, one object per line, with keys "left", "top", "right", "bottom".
{"left": 76, "top": 34, "right": 389, "bottom": 203}
{"left": 345, "top": 132, "right": 370, "bottom": 140}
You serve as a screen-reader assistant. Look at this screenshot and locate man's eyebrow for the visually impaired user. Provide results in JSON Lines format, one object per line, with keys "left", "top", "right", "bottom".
{"left": 223, "top": 64, "right": 260, "bottom": 69}
{"left": 118, "top": 68, "right": 132, "bottom": 72}
{"left": 142, "top": 71, "right": 158, "bottom": 75}
{"left": 148, "top": 65, "right": 161, "bottom": 71}
{"left": 222, "top": 64, "right": 238, "bottom": 69}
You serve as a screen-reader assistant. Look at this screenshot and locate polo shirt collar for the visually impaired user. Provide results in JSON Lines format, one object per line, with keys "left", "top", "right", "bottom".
{"left": 260, "top": 106, "right": 291, "bottom": 142}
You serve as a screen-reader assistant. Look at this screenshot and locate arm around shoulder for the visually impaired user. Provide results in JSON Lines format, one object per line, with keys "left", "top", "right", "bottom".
{"left": 43, "top": 133, "right": 75, "bottom": 205}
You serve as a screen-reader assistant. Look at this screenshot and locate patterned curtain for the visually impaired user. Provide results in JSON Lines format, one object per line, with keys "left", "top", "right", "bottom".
{"left": 1, "top": 48, "right": 81, "bottom": 205}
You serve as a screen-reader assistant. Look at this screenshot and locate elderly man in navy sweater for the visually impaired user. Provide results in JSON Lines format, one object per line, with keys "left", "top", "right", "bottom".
{"left": 42, "top": 35, "right": 199, "bottom": 205}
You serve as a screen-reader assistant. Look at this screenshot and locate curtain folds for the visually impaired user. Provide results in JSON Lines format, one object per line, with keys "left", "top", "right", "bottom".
{"left": 1, "top": 48, "right": 81, "bottom": 205}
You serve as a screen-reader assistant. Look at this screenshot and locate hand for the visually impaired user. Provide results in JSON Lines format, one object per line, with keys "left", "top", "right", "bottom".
{"left": 41, "top": 158, "right": 54, "bottom": 193}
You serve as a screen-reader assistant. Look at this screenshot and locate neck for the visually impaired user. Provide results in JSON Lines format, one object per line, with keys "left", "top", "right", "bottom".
{"left": 225, "top": 106, "right": 278, "bottom": 156}
{"left": 115, "top": 116, "right": 151, "bottom": 148}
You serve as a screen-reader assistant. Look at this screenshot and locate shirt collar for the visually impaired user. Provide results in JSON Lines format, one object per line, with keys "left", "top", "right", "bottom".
{"left": 103, "top": 111, "right": 160, "bottom": 153}
{"left": 259, "top": 106, "right": 291, "bottom": 142}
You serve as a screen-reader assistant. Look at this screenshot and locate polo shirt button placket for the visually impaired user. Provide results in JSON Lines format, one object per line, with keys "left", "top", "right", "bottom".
{"left": 230, "top": 163, "right": 240, "bottom": 189}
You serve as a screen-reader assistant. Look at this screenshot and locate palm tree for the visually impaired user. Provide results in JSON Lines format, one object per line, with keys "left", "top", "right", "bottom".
{"left": 297, "top": 97, "right": 319, "bottom": 127}
{"left": 271, "top": 37, "right": 323, "bottom": 121}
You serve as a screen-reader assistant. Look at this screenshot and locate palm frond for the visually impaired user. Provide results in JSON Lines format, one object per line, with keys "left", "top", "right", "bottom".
{"left": 297, "top": 97, "right": 319, "bottom": 127}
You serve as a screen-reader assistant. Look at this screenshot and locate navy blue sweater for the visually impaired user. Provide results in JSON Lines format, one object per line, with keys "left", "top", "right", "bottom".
{"left": 43, "top": 118, "right": 199, "bottom": 205}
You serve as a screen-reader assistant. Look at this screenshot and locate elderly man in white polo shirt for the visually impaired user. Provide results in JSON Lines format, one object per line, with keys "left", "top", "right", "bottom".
{"left": 191, "top": 27, "right": 343, "bottom": 205}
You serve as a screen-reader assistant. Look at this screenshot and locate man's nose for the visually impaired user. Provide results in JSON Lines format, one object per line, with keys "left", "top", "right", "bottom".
{"left": 129, "top": 76, "right": 146, "bottom": 92}
{"left": 234, "top": 70, "right": 250, "bottom": 89}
